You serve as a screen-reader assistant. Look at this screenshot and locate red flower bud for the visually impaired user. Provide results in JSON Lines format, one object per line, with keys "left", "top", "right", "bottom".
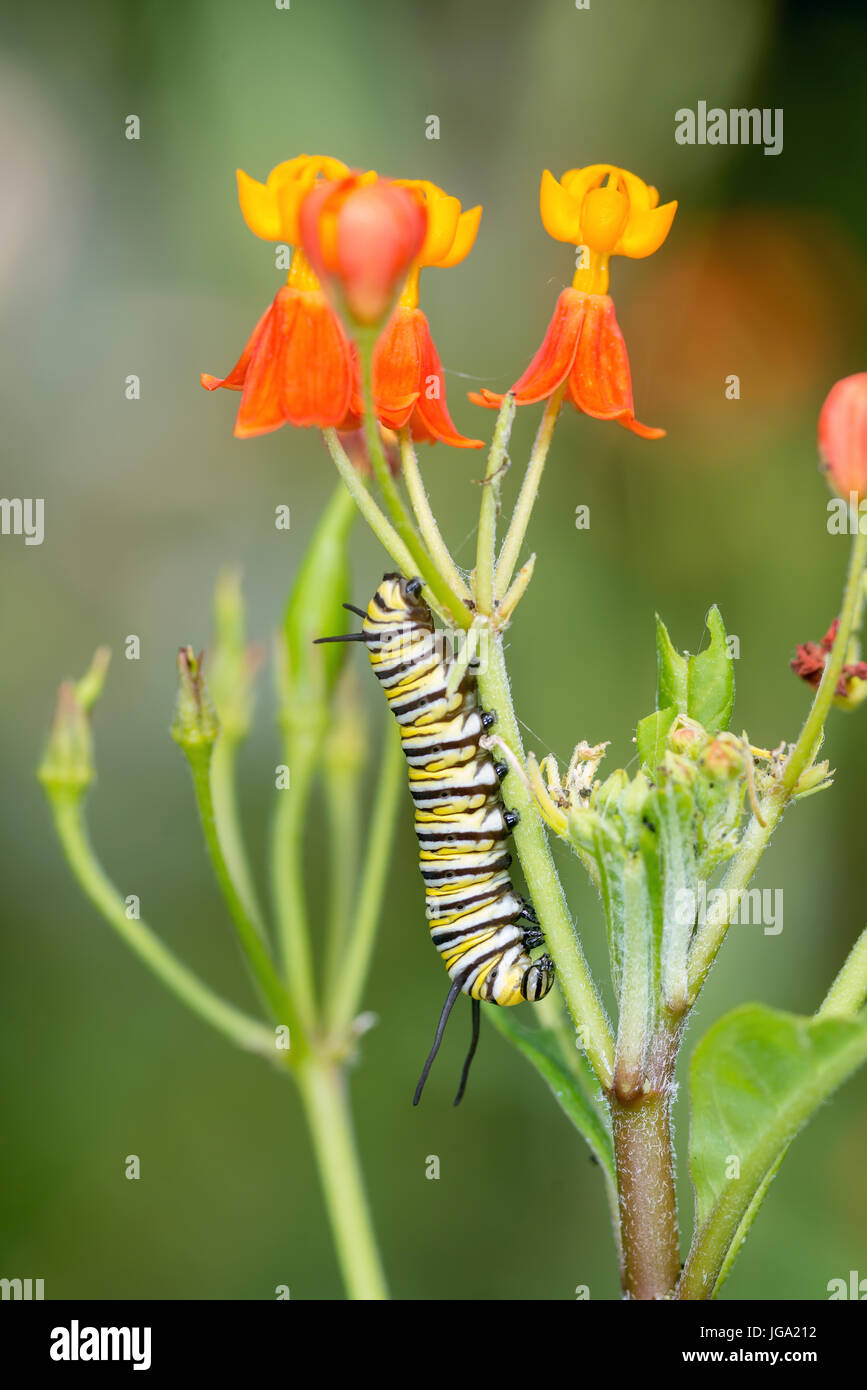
{"left": 818, "top": 372, "right": 867, "bottom": 502}
{"left": 300, "top": 175, "right": 426, "bottom": 327}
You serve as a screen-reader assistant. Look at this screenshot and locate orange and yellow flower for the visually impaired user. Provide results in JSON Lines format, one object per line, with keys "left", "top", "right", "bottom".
{"left": 202, "top": 155, "right": 358, "bottom": 437}
{"left": 471, "top": 164, "right": 676, "bottom": 438}
{"left": 203, "top": 160, "right": 482, "bottom": 448}
{"left": 368, "top": 180, "right": 484, "bottom": 449}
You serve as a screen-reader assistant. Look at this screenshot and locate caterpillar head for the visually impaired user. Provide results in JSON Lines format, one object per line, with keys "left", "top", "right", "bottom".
{"left": 380, "top": 572, "right": 433, "bottom": 625}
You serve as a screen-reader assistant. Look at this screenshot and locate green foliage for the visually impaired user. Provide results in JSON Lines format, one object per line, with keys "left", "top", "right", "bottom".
{"left": 685, "top": 1003, "right": 867, "bottom": 1297}
{"left": 488, "top": 1010, "right": 614, "bottom": 1180}
{"left": 652, "top": 607, "right": 734, "bottom": 749}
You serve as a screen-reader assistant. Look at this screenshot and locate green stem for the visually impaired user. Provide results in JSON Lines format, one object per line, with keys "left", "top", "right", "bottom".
{"left": 210, "top": 735, "right": 267, "bottom": 937}
{"left": 271, "top": 730, "right": 321, "bottom": 1033}
{"left": 188, "top": 750, "right": 294, "bottom": 1029}
{"left": 328, "top": 718, "right": 405, "bottom": 1035}
{"left": 476, "top": 635, "right": 615, "bottom": 1088}
{"left": 613, "top": 856, "right": 652, "bottom": 1101}
{"left": 783, "top": 525, "right": 867, "bottom": 794}
{"left": 475, "top": 395, "right": 516, "bottom": 617}
{"left": 494, "top": 387, "right": 564, "bottom": 600}
{"left": 296, "top": 1058, "right": 389, "bottom": 1299}
{"left": 47, "top": 792, "right": 276, "bottom": 1059}
{"left": 323, "top": 428, "right": 420, "bottom": 582}
{"left": 818, "top": 924, "right": 867, "bottom": 1017}
{"left": 323, "top": 766, "right": 362, "bottom": 1005}
{"left": 686, "top": 792, "right": 782, "bottom": 1000}
{"left": 399, "top": 429, "right": 472, "bottom": 604}
{"left": 356, "top": 328, "right": 473, "bottom": 627}
{"left": 610, "top": 1091, "right": 680, "bottom": 1299}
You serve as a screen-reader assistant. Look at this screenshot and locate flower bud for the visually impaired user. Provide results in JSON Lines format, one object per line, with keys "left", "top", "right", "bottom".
{"left": 300, "top": 175, "right": 427, "bottom": 326}
{"left": 818, "top": 372, "right": 867, "bottom": 502}
{"left": 171, "top": 647, "right": 219, "bottom": 753}
{"left": 37, "top": 647, "right": 111, "bottom": 797}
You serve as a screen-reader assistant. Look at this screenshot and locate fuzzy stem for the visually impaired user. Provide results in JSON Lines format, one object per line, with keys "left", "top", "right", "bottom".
{"left": 47, "top": 792, "right": 277, "bottom": 1059}
{"left": 210, "top": 735, "right": 268, "bottom": 938}
{"left": 475, "top": 395, "right": 516, "bottom": 617}
{"left": 818, "top": 924, "right": 867, "bottom": 1017}
{"left": 188, "top": 750, "right": 294, "bottom": 1028}
{"left": 399, "top": 429, "right": 472, "bottom": 603}
{"left": 476, "top": 635, "right": 615, "bottom": 1088}
{"left": 296, "top": 1058, "right": 389, "bottom": 1300}
{"left": 355, "top": 330, "right": 473, "bottom": 627}
{"left": 783, "top": 525, "right": 867, "bottom": 793}
{"left": 494, "top": 387, "right": 565, "bottom": 600}
{"left": 328, "top": 719, "right": 406, "bottom": 1035}
{"left": 322, "top": 428, "right": 419, "bottom": 580}
{"left": 610, "top": 1090, "right": 681, "bottom": 1299}
{"left": 271, "top": 730, "right": 322, "bottom": 1032}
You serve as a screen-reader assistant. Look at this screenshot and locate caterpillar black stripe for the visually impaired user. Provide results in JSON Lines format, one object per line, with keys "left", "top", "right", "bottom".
{"left": 316, "top": 572, "right": 555, "bottom": 1105}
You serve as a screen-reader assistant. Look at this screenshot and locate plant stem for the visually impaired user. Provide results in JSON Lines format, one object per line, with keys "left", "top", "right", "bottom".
{"left": 271, "top": 730, "right": 321, "bottom": 1033}
{"left": 476, "top": 635, "right": 615, "bottom": 1088}
{"left": 475, "top": 394, "right": 516, "bottom": 617}
{"left": 322, "top": 751, "right": 363, "bottom": 1007}
{"left": 323, "top": 428, "right": 419, "bottom": 580}
{"left": 783, "top": 525, "right": 867, "bottom": 793}
{"left": 355, "top": 329, "right": 473, "bottom": 627}
{"left": 818, "top": 923, "right": 867, "bottom": 1017}
{"left": 188, "top": 751, "right": 294, "bottom": 1029}
{"left": 210, "top": 735, "right": 268, "bottom": 937}
{"left": 399, "top": 429, "right": 472, "bottom": 604}
{"left": 494, "top": 387, "right": 564, "bottom": 599}
{"left": 47, "top": 792, "right": 277, "bottom": 1059}
{"left": 296, "top": 1058, "right": 389, "bottom": 1299}
{"left": 610, "top": 1090, "right": 681, "bottom": 1299}
{"left": 328, "top": 718, "right": 405, "bottom": 1035}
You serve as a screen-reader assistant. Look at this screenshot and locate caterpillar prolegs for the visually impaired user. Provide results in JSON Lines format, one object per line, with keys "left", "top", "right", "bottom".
{"left": 316, "top": 573, "right": 555, "bottom": 1104}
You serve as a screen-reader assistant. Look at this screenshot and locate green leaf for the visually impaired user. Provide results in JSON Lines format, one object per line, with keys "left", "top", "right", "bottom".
{"left": 488, "top": 1009, "right": 614, "bottom": 1181}
{"left": 686, "top": 605, "right": 734, "bottom": 734}
{"left": 283, "top": 483, "right": 357, "bottom": 704}
{"left": 637, "top": 706, "right": 678, "bottom": 770}
{"left": 682, "top": 1003, "right": 867, "bottom": 1298}
{"left": 656, "top": 615, "right": 689, "bottom": 713}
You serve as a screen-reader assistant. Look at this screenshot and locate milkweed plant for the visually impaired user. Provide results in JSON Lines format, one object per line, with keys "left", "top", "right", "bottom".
{"left": 39, "top": 156, "right": 867, "bottom": 1301}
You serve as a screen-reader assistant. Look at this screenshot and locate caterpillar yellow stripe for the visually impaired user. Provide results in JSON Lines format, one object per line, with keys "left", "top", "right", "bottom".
{"left": 318, "top": 572, "right": 554, "bottom": 1104}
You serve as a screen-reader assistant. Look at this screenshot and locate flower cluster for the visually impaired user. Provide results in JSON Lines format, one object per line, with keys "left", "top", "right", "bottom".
{"left": 202, "top": 155, "right": 482, "bottom": 447}
{"left": 203, "top": 154, "right": 675, "bottom": 452}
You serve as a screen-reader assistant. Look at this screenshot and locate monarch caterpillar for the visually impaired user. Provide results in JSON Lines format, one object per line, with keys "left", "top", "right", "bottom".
{"left": 316, "top": 572, "right": 555, "bottom": 1105}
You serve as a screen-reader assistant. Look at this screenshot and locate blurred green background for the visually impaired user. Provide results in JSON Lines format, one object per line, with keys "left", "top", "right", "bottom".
{"left": 3, "top": 0, "right": 867, "bottom": 1300}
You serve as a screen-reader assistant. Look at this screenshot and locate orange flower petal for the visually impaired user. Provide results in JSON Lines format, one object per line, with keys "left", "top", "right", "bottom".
{"left": 568, "top": 295, "right": 664, "bottom": 439}
{"left": 509, "top": 288, "right": 586, "bottom": 404}
{"left": 235, "top": 290, "right": 300, "bottom": 438}
{"left": 373, "top": 306, "right": 423, "bottom": 429}
{"left": 278, "top": 290, "right": 355, "bottom": 428}
{"left": 201, "top": 301, "right": 275, "bottom": 392}
{"left": 411, "top": 312, "right": 483, "bottom": 448}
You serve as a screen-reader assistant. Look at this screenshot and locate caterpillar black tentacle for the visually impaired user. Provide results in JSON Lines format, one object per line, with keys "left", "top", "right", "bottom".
{"left": 316, "top": 572, "right": 555, "bottom": 1104}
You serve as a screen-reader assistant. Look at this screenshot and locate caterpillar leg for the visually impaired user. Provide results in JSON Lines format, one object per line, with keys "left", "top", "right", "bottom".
{"left": 521, "top": 927, "right": 545, "bottom": 950}
{"left": 452, "top": 997, "right": 481, "bottom": 1107}
{"left": 521, "top": 953, "right": 556, "bottom": 1001}
{"left": 519, "top": 898, "right": 539, "bottom": 925}
{"left": 413, "top": 978, "right": 462, "bottom": 1107}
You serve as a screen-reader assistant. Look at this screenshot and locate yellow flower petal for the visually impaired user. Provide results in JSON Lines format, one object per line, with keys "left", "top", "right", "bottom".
{"left": 539, "top": 169, "right": 582, "bottom": 243}
{"left": 435, "top": 204, "right": 482, "bottom": 268}
{"left": 420, "top": 194, "right": 461, "bottom": 264}
{"left": 616, "top": 199, "right": 677, "bottom": 258}
{"left": 236, "top": 167, "right": 283, "bottom": 241}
